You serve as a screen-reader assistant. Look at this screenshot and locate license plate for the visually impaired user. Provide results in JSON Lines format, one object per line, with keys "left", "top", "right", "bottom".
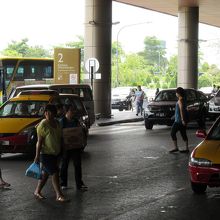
{"left": 0, "top": 141, "right": 9, "bottom": 145}
{"left": 214, "top": 108, "right": 220, "bottom": 111}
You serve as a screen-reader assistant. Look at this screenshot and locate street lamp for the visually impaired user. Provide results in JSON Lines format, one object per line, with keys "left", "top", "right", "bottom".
{"left": 116, "top": 21, "right": 152, "bottom": 87}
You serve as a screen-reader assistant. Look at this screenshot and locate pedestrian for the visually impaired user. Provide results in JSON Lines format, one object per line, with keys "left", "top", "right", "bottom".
{"left": 155, "top": 88, "right": 160, "bottom": 96}
{"left": 212, "top": 84, "right": 218, "bottom": 94}
{"left": 60, "top": 104, "right": 88, "bottom": 191}
{"left": 56, "top": 104, "right": 65, "bottom": 119}
{"left": 33, "top": 104, "right": 68, "bottom": 202}
{"left": 127, "top": 88, "right": 135, "bottom": 111}
{"left": 134, "top": 85, "right": 145, "bottom": 116}
{"left": 0, "top": 168, "right": 10, "bottom": 188}
{"left": 169, "top": 87, "right": 189, "bottom": 153}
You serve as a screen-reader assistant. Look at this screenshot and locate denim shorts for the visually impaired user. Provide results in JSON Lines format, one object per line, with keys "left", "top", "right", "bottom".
{"left": 40, "top": 154, "right": 59, "bottom": 175}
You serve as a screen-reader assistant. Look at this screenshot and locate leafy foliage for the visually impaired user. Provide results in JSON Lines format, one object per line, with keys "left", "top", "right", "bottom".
{"left": 1, "top": 38, "right": 51, "bottom": 57}
{"left": 1, "top": 36, "right": 220, "bottom": 89}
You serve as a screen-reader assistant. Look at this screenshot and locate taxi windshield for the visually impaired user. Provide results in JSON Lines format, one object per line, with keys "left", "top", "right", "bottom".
{"left": 0, "top": 100, "right": 48, "bottom": 118}
{"left": 207, "top": 120, "right": 220, "bottom": 140}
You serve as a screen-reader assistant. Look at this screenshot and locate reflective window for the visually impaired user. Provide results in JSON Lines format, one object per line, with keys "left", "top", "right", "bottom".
{"left": 17, "top": 66, "right": 24, "bottom": 78}
{"left": 43, "top": 66, "right": 52, "bottom": 78}
{"left": 208, "top": 120, "right": 220, "bottom": 140}
{"left": 186, "top": 90, "right": 196, "bottom": 101}
{"left": 0, "top": 101, "right": 48, "bottom": 118}
{"left": 155, "top": 90, "right": 177, "bottom": 101}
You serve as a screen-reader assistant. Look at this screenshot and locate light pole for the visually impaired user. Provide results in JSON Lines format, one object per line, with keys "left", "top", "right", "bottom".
{"left": 116, "top": 21, "right": 151, "bottom": 87}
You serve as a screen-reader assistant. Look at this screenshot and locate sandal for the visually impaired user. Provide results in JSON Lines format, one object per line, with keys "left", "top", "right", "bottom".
{"left": 56, "top": 196, "right": 69, "bottom": 203}
{"left": 0, "top": 182, "right": 10, "bottom": 188}
{"left": 169, "top": 148, "right": 179, "bottom": 153}
{"left": 34, "top": 193, "right": 46, "bottom": 200}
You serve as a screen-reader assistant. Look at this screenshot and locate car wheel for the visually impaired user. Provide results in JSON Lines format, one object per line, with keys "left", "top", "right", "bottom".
{"left": 126, "top": 103, "right": 131, "bottom": 111}
{"left": 145, "top": 119, "right": 153, "bottom": 129}
{"left": 191, "top": 181, "right": 207, "bottom": 194}
{"left": 119, "top": 108, "right": 123, "bottom": 111}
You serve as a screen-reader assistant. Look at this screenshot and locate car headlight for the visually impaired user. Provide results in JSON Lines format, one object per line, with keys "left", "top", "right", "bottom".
{"left": 209, "top": 99, "right": 214, "bottom": 105}
{"left": 189, "top": 157, "right": 212, "bottom": 167}
{"left": 145, "top": 106, "right": 151, "bottom": 111}
{"left": 82, "top": 115, "right": 89, "bottom": 120}
{"left": 169, "top": 107, "right": 175, "bottom": 111}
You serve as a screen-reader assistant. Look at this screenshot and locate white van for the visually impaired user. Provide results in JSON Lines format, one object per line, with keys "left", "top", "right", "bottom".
{"left": 9, "top": 84, "right": 95, "bottom": 126}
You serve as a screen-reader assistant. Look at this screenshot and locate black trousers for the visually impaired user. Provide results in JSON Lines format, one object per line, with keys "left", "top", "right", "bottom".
{"left": 171, "top": 122, "right": 188, "bottom": 142}
{"left": 60, "top": 149, "right": 83, "bottom": 189}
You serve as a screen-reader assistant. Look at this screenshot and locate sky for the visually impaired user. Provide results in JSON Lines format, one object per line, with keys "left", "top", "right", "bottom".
{"left": 1, "top": 0, "right": 220, "bottom": 66}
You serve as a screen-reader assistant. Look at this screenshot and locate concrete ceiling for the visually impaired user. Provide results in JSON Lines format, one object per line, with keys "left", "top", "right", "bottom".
{"left": 114, "top": 0, "right": 220, "bottom": 27}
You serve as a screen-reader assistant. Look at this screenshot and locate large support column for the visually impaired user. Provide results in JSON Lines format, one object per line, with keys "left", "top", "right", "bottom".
{"left": 178, "top": 7, "right": 199, "bottom": 89}
{"left": 84, "top": 0, "right": 112, "bottom": 117}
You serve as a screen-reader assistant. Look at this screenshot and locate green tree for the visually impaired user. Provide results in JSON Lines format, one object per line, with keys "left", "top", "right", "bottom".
{"left": 139, "top": 36, "right": 167, "bottom": 70}
{"left": 65, "top": 35, "right": 84, "bottom": 60}
{"left": 165, "top": 55, "right": 177, "bottom": 88}
{"left": 1, "top": 38, "right": 51, "bottom": 57}
{"left": 2, "top": 38, "right": 29, "bottom": 57}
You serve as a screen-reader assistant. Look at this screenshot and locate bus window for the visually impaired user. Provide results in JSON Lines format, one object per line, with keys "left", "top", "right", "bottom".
{"left": 30, "top": 65, "right": 37, "bottom": 78}
{"left": 16, "top": 66, "right": 24, "bottom": 79}
{"left": 43, "top": 66, "right": 52, "bottom": 78}
{"left": 6, "top": 66, "right": 14, "bottom": 79}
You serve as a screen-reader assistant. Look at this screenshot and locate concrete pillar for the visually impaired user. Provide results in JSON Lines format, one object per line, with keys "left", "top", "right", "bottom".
{"left": 84, "top": 0, "right": 112, "bottom": 117}
{"left": 178, "top": 7, "right": 199, "bottom": 89}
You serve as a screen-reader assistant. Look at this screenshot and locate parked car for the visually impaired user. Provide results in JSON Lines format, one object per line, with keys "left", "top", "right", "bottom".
{"left": 189, "top": 117, "right": 220, "bottom": 193}
{"left": 0, "top": 90, "right": 58, "bottom": 154}
{"left": 111, "top": 87, "right": 133, "bottom": 111}
{"left": 8, "top": 84, "right": 95, "bottom": 127}
{"left": 208, "top": 90, "right": 220, "bottom": 120}
{"left": 144, "top": 88, "right": 209, "bottom": 129}
{"left": 0, "top": 90, "right": 88, "bottom": 155}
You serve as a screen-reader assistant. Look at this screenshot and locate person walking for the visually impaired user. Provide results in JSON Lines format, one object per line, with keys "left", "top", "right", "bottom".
{"left": 0, "top": 168, "right": 10, "bottom": 188}
{"left": 134, "top": 85, "right": 145, "bottom": 116}
{"left": 34, "top": 104, "right": 68, "bottom": 202}
{"left": 60, "top": 104, "right": 87, "bottom": 191}
{"left": 127, "top": 88, "right": 135, "bottom": 111}
{"left": 169, "top": 87, "right": 189, "bottom": 153}
{"left": 155, "top": 88, "right": 160, "bottom": 96}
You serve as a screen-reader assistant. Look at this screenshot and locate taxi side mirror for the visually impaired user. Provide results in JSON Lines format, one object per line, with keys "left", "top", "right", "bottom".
{"left": 196, "top": 130, "right": 207, "bottom": 138}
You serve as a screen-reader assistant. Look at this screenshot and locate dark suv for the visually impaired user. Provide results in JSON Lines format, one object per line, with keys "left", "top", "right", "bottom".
{"left": 144, "top": 88, "right": 209, "bottom": 129}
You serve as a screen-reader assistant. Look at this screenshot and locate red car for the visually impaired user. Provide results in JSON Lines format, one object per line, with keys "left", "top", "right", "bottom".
{"left": 189, "top": 117, "right": 220, "bottom": 193}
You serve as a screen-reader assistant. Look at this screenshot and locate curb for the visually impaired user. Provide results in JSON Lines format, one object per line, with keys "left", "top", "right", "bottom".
{"left": 96, "top": 117, "right": 144, "bottom": 126}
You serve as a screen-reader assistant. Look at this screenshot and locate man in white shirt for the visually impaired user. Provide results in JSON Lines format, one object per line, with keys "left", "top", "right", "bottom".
{"left": 134, "top": 85, "right": 145, "bottom": 116}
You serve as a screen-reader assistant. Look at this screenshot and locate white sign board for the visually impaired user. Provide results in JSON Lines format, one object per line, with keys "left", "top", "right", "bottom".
{"left": 85, "top": 58, "right": 99, "bottom": 73}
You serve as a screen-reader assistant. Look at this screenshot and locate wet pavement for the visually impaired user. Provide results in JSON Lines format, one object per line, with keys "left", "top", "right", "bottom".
{"left": 96, "top": 109, "right": 143, "bottom": 126}
{"left": 0, "top": 111, "right": 219, "bottom": 220}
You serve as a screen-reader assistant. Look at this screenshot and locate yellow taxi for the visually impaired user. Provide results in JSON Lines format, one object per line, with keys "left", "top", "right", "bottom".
{"left": 189, "top": 117, "right": 220, "bottom": 193}
{"left": 0, "top": 90, "right": 59, "bottom": 154}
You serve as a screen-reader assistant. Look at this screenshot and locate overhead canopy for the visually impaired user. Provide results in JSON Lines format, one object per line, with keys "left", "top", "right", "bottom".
{"left": 114, "top": 0, "right": 220, "bottom": 27}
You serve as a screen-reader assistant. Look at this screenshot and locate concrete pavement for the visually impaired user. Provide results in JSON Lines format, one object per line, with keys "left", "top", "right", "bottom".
{"left": 96, "top": 109, "right": 144, "bottom": 126}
